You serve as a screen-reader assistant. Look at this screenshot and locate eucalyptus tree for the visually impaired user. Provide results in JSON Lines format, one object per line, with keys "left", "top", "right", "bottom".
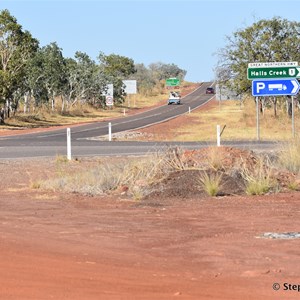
{"left": 63, "top": 52, "right": 109, "bottom": 110}
{"left": 72, "top": 51, "right": 99, "bottom": 105}
{"left": 98, "top": 52, "right": 136, "bottom": 104}
{"left": 216, "top": 17, "right": 300, "bottom": 97}
{"left": 132, "top": 63, "right": 156, "bottom": 95}
{"left": 40, "top": 42, "right": 67, "bottom": 111}
{"left": 149, "top": 62, "right": 186, "bottom": 82}
{"left": 25, "top": 49, "right": 48, "bottom": 111}
{"left": 63, "top": 57, "right": 77, "bottom": 109}
{"left": 0, "top": 9, "right": 38, "bottom": 117}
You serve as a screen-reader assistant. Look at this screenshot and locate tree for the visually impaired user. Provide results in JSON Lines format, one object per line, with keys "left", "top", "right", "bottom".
{"left": 217, "top": 17, "right": 300, "bottom": 97}
{"left": 64, "top": 52, "right": 108, "bottom": 108}
{"left": 0, "top": 9, "right": 38, "bottom": 117}
{"left": 98, "top": 52, "right": 136, "bottom": 104}
{"left": 149, "top": 62, "right": 186, "bottom": 82}
{"left": 41, "top": 43, "right": 67, "bottom": 111}
{"left": 25, "top": 49, "right": 49, "bottom": 110}
{"left": 132, "top": 63, "right": 156, "bottom": 95}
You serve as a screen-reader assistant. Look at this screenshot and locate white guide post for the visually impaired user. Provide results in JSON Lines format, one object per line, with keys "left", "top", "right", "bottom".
{"left": 108, "top": 122, "right": 112, "bottom": 141}
{"left": 67, "top": 128, "right": 71, "bottom": 160}
{"left": 217, "top": 125, "right": 221, "bottom": 147}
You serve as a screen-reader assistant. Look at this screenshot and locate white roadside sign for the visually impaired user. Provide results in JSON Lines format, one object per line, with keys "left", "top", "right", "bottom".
{"left": 102, "top": 84, "right": 114, "bottom": 96}
{"left": 123, "top": 80, "right": 137, "bottom": 94}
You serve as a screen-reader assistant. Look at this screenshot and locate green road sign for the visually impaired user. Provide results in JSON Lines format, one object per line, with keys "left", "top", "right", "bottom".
{"left": 166, "top": 78, "right": 180, "bottom": 86}
{"left": 248, "top": 66, "right": 300, "bottom": 79}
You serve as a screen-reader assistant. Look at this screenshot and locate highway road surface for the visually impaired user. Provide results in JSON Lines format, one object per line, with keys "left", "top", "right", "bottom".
{"left": 0, "top": 82, "right": 281, "bottom": 159}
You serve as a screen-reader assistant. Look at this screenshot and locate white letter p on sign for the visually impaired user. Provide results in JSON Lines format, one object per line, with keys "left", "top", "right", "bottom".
{"left": 257, "top": 82, "right": 265, "bottom": 93}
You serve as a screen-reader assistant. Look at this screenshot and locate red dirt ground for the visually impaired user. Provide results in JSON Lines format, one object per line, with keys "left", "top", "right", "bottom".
{"left": 1, "top": 157, "right": 300, "bottom": 299}
{"left": 1, "top": 87, "right": 300, "bottom": 299}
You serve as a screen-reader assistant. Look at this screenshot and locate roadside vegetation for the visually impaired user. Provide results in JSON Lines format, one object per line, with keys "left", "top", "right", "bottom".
{"left": 168, "top": 97, "right": 300, "bottom": 141}
{"left": 1, "top": 10, "right": 299, "bottom": 137}
{"left": 0, "top": 9, "right": 187, "bottom": 126}
{"left": 36, "top": 143, "right": 299, "bottom": 200}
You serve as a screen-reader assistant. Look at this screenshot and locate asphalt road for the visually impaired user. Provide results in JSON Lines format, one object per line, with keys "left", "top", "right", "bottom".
{"left": 0, "top": 82, "right": 281, "bottom": 159}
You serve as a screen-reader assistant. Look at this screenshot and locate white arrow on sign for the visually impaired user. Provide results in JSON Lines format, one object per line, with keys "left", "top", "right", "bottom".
{"left": 292, "top": 80, "right": 299, "bottom": 94}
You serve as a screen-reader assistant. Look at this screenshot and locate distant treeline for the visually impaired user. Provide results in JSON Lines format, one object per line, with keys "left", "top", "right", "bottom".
{"left": 0, "top": 9, "right": 186, "bottom": 121}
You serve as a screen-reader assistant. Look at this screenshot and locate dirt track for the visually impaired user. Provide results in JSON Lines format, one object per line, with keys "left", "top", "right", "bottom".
{"left": 1, "top": 158, "right": 300, "bottom": 300}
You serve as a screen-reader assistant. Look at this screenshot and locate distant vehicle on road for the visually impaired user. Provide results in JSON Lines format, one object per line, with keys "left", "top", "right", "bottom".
{"left": 205, "top": 87, "right": 215, "bottom": 94}
{"left": 168, "top": 91, "right": 181, "bottom": 105}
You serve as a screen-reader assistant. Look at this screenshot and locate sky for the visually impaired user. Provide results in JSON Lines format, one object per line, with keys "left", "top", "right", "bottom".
{"left": 1, "top": 0, "right": 299, "bottom": 82}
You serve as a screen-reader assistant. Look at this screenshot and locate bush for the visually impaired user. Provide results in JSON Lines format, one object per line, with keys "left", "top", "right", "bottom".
{"left": 277, "top": 139, "right": 300, "bottom": 174}
{"left": 241, "top": 158, "right": 275, "bottom": 195}
{"left": 197, "top": 171, "right": 223, "bottom": 196}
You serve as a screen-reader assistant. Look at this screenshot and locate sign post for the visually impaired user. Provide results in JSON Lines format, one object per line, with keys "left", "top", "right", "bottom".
{"left": 256, "top": 97, "right": 260, "bottom": 141}
{"left": 292, "top": 96, "right": 295, "bottom": 138}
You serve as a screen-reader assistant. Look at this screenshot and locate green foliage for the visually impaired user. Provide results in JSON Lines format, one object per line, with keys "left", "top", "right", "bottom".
{"left": 0, "top": 9, "right": 38, "bottom": 108}
{"left": 98, "top": 52, "right": 136, "bottom": 104}
{"left": 0, "top": 9, "right": 187, "bottom": 117}
{"left": 132, "top": 63, "right": 156, "bottom": 95}
{"left": 149, "top": 62, "right": 186, "bottom": 81}
{"left": 99, "top": 52, "right": 136, "bottom": 78}
{"left": 133, "top": 62, "right": 186, "bottom": 96}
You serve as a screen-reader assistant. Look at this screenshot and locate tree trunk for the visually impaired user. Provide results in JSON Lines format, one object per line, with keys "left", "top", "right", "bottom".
{"left": 273, "top": 97, "right": 277, "bottom": 117}
{"left": 286, "top": 97, "right": 292, "bottom": 117}
{"left": 0, "top": 107, "right": 5, "bottom": 124}
{"left": 24, "top": 92, "right": 30, "bottom": 114}
{"left": 6, "top": 99, "right": 10, "bottom": 118}
{"left": 51, "top": 96, "right": 55, "bottom": 112}
{"left": 61, "top": 95, "right": 65, "bottom": 113}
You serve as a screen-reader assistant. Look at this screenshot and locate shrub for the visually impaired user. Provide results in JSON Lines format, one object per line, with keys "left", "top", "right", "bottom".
{"left": 277, "top": 139, "right": 300, "bottom": 174}
{"left": 197, "top": 171, "right": 223, "bottom": 196}
{"left": 241, "top": 158, "right": 275, "bottom": 195}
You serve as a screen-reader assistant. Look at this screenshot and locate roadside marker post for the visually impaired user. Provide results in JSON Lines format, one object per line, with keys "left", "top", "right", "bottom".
{"left": 217, "top": 125, "right": 227, "bottom": 147}
{"left": 67, "top": 128, "right": 71, "bottom": 160}
{"left": 108, "top": 122, "right": 112, "bottom": 141}
{"left": 217, "top": 125, "right": 221, "bottom": 147}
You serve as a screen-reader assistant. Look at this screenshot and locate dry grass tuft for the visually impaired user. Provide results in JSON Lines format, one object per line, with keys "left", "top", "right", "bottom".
{"left": 241, "top": 157, "right": 275, "bottom": 195}
{"left": 277, "top": 139, "right": 300, "bottom": 174}
{"left": 197, "top": 171, "right": 223, "bottom": 196}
